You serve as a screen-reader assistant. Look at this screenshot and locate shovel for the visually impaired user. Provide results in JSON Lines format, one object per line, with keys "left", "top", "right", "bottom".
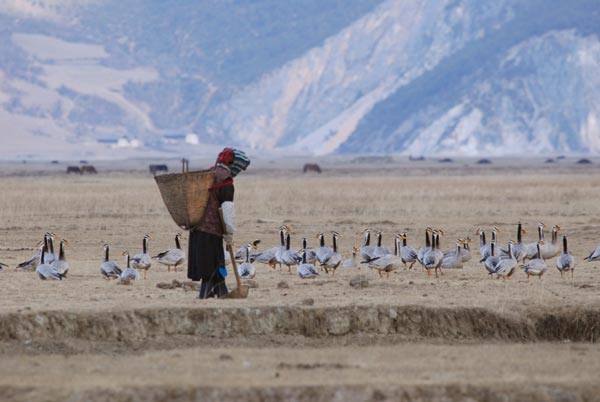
{"left": 218, "top": 208, "right": 249, "bottom": 299}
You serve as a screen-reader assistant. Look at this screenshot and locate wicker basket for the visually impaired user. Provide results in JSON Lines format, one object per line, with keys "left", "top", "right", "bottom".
{"left": 154, "top": 170, "right": 215, "bottom": 230}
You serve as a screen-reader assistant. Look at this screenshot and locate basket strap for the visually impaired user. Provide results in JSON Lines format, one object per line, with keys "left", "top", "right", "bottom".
{"left": 209, "top": 180, "right": 234, "bottom": 191}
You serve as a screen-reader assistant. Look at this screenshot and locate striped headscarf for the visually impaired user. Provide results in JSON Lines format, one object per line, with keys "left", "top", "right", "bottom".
{"left": 229, "top": 148, "right": 250, "bottom": 177}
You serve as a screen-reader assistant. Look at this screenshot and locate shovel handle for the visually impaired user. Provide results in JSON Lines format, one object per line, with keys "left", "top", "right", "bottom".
{"left": 218, "top": 208, "right": 243, "bottom": 289}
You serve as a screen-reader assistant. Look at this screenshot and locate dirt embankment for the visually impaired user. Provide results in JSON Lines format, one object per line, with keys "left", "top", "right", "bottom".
{"left": 1, "top": 305, "right": 599, "bottom": 348}
{"left": 3, "top": 384, "right": 600, "bottom": 402}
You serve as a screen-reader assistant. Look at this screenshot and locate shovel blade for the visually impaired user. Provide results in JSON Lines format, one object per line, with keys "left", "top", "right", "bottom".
{"left": 222, "top": 285, "right": 250, "bottom": 299}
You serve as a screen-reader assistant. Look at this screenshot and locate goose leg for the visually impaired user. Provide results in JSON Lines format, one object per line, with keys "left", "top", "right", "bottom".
{"left": 144, "top": 270, "right": 147, "bottom": 280}
{"left": 377, "top": 270, "right": 383, "bottom": 279}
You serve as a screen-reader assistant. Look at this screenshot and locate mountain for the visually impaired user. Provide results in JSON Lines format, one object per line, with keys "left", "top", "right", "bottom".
{"left": 0, "top": 0, "right": 599, "bottom": 159}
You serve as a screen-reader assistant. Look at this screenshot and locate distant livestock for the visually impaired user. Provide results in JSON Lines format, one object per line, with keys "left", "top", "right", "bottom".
{"left": 66, "top": 165, "right": 97, "bottom": 174}
{"left": 303, "top": 163, "right": 322, "bottom": 174}
{"left": 81, "top": 165, "right": 98, "bottom": 174}
{"left": 150, "top": 164, "right": 169, "bottom": 175}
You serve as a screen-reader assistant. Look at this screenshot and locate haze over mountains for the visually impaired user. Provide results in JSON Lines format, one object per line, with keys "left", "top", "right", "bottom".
{"left": 1, "top": 0, "right": 599, "bottom": 159}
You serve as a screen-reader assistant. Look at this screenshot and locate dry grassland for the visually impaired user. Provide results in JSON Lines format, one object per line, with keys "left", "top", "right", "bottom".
{"left": 1, "top": 160, "right": 600, "bottom": 401}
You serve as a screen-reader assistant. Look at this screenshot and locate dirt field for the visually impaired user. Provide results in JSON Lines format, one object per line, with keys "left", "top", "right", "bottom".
{"left": 1, "top": 157, "right": 600, "bottom": 401}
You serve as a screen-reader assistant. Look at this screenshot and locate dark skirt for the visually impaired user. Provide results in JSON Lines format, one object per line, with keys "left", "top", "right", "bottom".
{"left": 188, "top": 230, "right": 225, "bottom": 280}
{"left": 188, "top": 230, "right": 228, "bottom": 298}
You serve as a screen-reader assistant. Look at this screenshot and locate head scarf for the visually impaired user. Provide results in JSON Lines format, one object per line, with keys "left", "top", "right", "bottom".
{"left": 215, "top": 147, "right": 250, "bottom": 177}
{"left": 216, "top": 148, "right": 235, "bottom": 165}
{"left": 230, "top": 148, "right": 250, "bottom": 177}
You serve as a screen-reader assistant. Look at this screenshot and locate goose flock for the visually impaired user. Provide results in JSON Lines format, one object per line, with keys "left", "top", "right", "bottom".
{"left": 11, "top": 232, "right": 185, "bottom": 282}
{"left": 3, "top": 222, "right": 595, "bottom": 284}
{"left": 239, "top": 224, "right": 585, "bottom": 281}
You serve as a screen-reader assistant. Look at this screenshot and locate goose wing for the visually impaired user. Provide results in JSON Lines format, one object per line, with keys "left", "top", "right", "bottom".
{"left": 101, "top": 261, "right": 122, "bottom": 277}
{"left": 36, "top": 263, "right": 63, "bottom": 280}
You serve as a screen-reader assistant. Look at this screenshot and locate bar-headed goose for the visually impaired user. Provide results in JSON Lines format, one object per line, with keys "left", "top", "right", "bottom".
{"left": 521, "top": 242, "right": 547, "bottom": 279}
{"left": 417, "top": 227, "right": 433, "bottom": 267}
{"left": 301, "top": 237, "right": 318, "bottom": 264}
{"left": 501, "top": 223, "right": 527, "bottom": 261}
{"left": 131, "top": 234, "right": 152, "bottom": 279}
{"left": 36, "top": 243, "right": 64, "bottom": 280}
{"left": 372, "top": 231, "right": 392, "bottom": 257}
{"left": 479, "top": 228, "right": 499, "bottom": 261}
{"left": 476, "top": 228, "right": 487, "bottom": 259}
{"left": 398, "top": 232, "right": 418, "bottom": 269}
{"left": 16, "top": 240, "right": 44, "bottom": 271}
{"left": 254, "top": 226, "right": 287, "bottom": 269}
{"left": 316, "top": 232, "right": 333, "bottom": 265}
{"left": 274, "top": 226, "right": 291, "bottom": 268}
{"left": 342, "top": 246, "right": 360, "bottom": 269}
{"left": 120, "top": 251, "right": 140, "bottom": 281}
{"left": 541, "top": 225, "right": 562, "bottom": 259}
{"left": 153, "top": 233, "right": 186, "bottom": 272}
{"left": 100, "top": 243, "right": 122, "bottom": 279}
{"left": 524, "top": 223, "right": 545, "bottom": 261}
{"left": 423, "top": 230, "right": 444, "bottom": 277}
{"left": 281, "top": 232, "right": 302, "bottom": 273}
{"left": 238, "top": 244, "right": 257, "bottom": 279}
{"left": 483, "top": 241, "right": 500, "bottom": 275}
{"left": 442, "top": 239, "right": 464, "bottom": 269}
{"left": 493, "top": 240, "right": 518, "bottom": 280}
{"left": 321, "top": 232, "right": 342, "bottom": 276}
{"left": 297, "top": 250, "right": 319, "bottom": 279}
{"left": 556, "top": 234, "right": 575, "bottom": 278}
{"left": 359, "top": 229, "right": 376, "bottom": 261}
{"left": 584, "top": 245, "right": 600, "bottom": 262}
{"left": 51, "top": 239, "right": 69, "bottom": 277}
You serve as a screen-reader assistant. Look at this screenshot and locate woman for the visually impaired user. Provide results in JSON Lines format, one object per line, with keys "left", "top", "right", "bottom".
{"left": 187, "top": 148, "right": 250, "bottom": 298}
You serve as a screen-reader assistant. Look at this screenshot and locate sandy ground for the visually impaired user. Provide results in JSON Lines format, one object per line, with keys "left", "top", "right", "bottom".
{"left": 2, "top": 344, "right": 600, "bottom": 391}
{"left": 1, "top": 158, "right": 600, "bottom": 400}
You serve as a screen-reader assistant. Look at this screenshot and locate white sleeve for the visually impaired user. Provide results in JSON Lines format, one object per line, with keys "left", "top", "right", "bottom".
{"left": 221, "top": 201, "right": 235, "bottom": 235}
